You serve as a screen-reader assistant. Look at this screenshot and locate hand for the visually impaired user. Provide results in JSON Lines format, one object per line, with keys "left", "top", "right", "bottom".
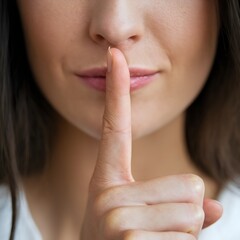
{"left": 81, "top": 47, "right": 222, "bottom": 240}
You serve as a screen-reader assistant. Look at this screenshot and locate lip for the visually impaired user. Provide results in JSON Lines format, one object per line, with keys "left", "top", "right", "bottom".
{"left": 75, "top": 67, "right": 159, "bottom": 92}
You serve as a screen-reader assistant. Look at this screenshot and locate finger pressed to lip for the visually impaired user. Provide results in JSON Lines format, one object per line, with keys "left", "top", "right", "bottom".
{"left": 91, "top": 48, "right": 134, "bottom": 191}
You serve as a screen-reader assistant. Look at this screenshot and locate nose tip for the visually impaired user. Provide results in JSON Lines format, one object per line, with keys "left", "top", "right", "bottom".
{"left": 88, "top": 3, "right": 143, "bottom": 48}
{"left": 92, "top": 29, "right": 140, "bottom": 48}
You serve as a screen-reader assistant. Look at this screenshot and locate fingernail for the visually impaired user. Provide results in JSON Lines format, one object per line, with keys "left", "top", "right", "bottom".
{"left": 211, "top": 200, "right": 223, "bottom": 211}
{"left": 107, "top": 46, "right": 112, "bottom": 73}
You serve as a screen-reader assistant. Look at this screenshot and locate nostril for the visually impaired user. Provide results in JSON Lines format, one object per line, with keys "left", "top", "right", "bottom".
{"left": 95, "top": 34, "right": 105, "bottom": 41}
{"left": 130, "top": 35, "right": 139, "bottom": 41}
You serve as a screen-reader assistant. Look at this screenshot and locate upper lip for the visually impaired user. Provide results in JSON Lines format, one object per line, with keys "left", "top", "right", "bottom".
{"left": 76, "top": 67, "right": 159, "bottom": 78}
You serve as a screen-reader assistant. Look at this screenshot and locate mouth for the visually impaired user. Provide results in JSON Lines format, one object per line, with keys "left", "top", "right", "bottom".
{"left": 75, "top": 67, "right": 159, "bottom": 92}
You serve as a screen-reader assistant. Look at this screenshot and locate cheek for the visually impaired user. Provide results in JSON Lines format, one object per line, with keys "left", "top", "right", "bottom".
{"left": 17, "top": 0, "right": 87, "bottom": 79}
{"left": 130, "top": 2, "right": 219, "bottom": 138}
{"left": 171, "top": 3, "right": 218, "bottom": 110}
{"left": 151, "top": 1, "right": 218, "bottom": 66}
{"left": 17, "top": 1, "right": 103, "bottom": 137}
{"left": 160, "top": 2, "right": 218, "bottom": 98}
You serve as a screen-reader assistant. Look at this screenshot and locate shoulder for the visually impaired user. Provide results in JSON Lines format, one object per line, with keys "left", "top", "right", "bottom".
{"left": 0, "top": 185, "right": 13, "bottom": 240}
{"left": 200, "top": 182, "right": 240, "bottom": 240}
{"left": 0, "top": 184, "right": 42, "bottom": 240}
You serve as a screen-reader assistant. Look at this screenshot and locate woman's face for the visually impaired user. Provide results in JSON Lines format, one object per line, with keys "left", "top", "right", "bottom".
{"left": 17, "top": 0, "right": 219, "bottom": 140}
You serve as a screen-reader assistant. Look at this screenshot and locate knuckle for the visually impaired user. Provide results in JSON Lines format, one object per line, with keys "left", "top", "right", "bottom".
{"left": 189, "top": 204, "right": 205, "bottom": 229}
{"left": 185, "top": 174, "right": 205, "bottom": 200}
{"left": 102, "top": 114, "right": 118, "bottom": 134}
{"left": 122, "top": 230, "right": 140, "bottom": 240}
{"left": 102, "top": 113, "right": 131, "bottom": 136}
{"left": 102, "top": 208, "right": 127, "bottom": 237}
{"left": 185, "top": 235, "right": 196, "bottom": 240}
{"left": 94, "top": 187, "right": 124, "bottom": 216}
{"left": 89, "top": 176, "right": 104, "bottom": 194}
{"left": 168, "top": 233, "right": 196, "bottom": 240}
{"left": 93, "top": 192, "right": 111, "bottom": 217}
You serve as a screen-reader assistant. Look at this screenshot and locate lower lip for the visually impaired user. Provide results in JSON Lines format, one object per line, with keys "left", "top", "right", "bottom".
{"left": 76, "top": 74, "right": 157, "bottom": 92}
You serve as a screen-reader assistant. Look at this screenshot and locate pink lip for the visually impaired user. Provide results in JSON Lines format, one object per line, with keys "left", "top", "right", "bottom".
{"left": 75, "top": 67, "right": 159, "bottom": 92}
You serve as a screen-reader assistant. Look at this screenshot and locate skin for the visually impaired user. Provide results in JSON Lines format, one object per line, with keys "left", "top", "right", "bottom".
{"left": 17, "top": 0, "right": 222, "bottom": 239}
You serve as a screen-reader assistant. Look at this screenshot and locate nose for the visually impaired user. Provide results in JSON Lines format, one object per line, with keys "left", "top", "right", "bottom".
{"left": 89, "top": 1, "right": 144, "bottom": 49}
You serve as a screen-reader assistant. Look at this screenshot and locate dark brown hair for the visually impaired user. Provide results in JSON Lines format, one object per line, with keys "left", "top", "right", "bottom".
{"left": 1, "top": 1, "right": 55, "bottom": 239}
{"left": 1, "top": 0, "right": 240, "bottom": 239}
{"left": 186, "top": 1, "right": 240, "bottom": 183}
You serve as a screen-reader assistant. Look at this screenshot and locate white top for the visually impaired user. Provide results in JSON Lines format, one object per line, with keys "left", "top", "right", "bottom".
{"left": 0, "top": 185, "right": 42, "bottom": 240}
{"left": 0, "top": 183, "right": 240, "bottom": 240}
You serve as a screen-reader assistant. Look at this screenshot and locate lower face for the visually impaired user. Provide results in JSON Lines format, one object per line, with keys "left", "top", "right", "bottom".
{"left": 17, "top": 0, "right": 219, "bottom": 140}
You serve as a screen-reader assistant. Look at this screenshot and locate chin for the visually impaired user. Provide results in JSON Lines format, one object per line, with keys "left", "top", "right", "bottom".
{"left": 131, "top": 124, "right": 159, "bottom": 141}
{"left": 72, "top": 119, "right": 153, "bottom": 142}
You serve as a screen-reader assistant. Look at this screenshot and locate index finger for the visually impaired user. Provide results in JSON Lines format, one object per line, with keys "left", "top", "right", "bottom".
{"left": 91, "top": 47, "right": 134, "bottom": 190}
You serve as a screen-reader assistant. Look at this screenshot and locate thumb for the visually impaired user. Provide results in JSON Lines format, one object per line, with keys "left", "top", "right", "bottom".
{"left": 202, "top": 198, "right": 223, "bottom": 229}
